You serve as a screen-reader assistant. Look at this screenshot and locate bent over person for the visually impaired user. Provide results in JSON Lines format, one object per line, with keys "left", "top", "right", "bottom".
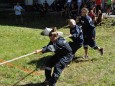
{"left": 78, "top": 8, "right": 103, "bottom": 58}
{"left": 67, "top": 19, "right": 83, "bottom": 56}
{"left": 35, "top": 27, "right": 73, "bottom": 86}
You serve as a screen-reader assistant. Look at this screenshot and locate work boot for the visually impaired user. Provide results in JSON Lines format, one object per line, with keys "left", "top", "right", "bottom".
{"left": 41, "top": 80, "right": 49, "bottom": 86}
{"left": 99, "top": 48, "right": 103, "bottom": 55}
{"left": 49, "top": 83, "right": 56, "bottom": 86}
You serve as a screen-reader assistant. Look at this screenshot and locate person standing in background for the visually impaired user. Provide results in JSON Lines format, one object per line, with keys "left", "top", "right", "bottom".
{"left": 77, "top": 0, "right": 83, "bottom": 15}
{"left": 14, "top": 3, "right": 24, "bottom": 24}
{"left": 106, "top": 0, "right": 112, "bottom": 15}
{"left": 95, "top": 0, "right": 102, "bottom": 14}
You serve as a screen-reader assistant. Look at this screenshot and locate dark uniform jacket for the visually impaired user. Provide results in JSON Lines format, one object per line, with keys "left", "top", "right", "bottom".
{"left": 79, "top": 15, "right": 96, "bottom": 38}
{"left": 42, "top": 36, "right": 72, "bottom": 58}
{"left": 70, "top": 25, "right": 83, "bottom": 44}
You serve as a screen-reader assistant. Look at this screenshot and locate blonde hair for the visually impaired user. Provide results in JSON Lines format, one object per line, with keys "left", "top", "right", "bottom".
{"left": 81, "top": 7, "right": 89, "bottom": 15}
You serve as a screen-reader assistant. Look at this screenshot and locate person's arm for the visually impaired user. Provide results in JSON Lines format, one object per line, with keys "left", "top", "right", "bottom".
{"left": 35, "top": 41, "right": 54, "bottom": 54}
{"left": 68, "top": 34, "right": 73, "bottom": 38}
{"left": 70, "top": 26, "right": 82, "bottom": 38}
{"left": 35, "top": 49, "right": 43, "bottom": 54}
{"left": 20, "top": 6, "right": 24, "bottom": 11}
{"left": 86, "top": 16, "right": 96, "bottom": 39}
{"left": 14, "top": 6, "right": 16, "bottom": 11}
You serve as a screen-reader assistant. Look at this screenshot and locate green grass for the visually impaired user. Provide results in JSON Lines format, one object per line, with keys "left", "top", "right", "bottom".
{"left": 0, "top": 13, "right": 115, "bottom": 86}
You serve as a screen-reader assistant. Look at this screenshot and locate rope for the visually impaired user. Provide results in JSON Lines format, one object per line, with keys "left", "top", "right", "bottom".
{"left": 0, "top": 52, "right": 35, "bottom": 66}
{"left": 0, "top": 35, "right": 70, "bottom": 66}
{"left": 64, "top": 35, "right": 71, "bottom": 39}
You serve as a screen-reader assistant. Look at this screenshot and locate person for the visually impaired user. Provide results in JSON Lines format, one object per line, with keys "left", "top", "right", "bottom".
{"left": 96, "top": 10, "right": 103, "bottom": 26}
{"left": 88, "top": 9, "right": 96, "bottom": 24}
{"left": 34, "top": 27, "right": 73, "bottom": 86}
{"left": 66, "top": 0, "right": 72, "bottom": 8}
{"left": 66, "top": 0, "right": 72, "bottom": 18}
{"left": 33, "top": 2, "right": 39, "bottom": 12}
{"left": 67, "top": 19, "right": 83, "bottom": 57}
{"left": 95, "top": 0, "right": 102, "bottom": 14}
{"left": 14, "top": 3, "right": 24, "bottom": 24}
{"left": 70, "top": 3, "right": 78, "bottom": 20}
{"left": 77, "top": 0, "right": 82, "bottom": 16}
{"left": 78, "top": 8, "right": 103, "bottom": 58}
{"left": 43, "top": 0, "right": 49, "bottom": 12}
{"left": 106, "top": 0, "right": 112, "bottom": 15}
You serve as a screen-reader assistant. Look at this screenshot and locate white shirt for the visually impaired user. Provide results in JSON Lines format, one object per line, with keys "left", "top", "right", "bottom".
{"left": 67, "top": 0, "right": 72, "bottom": 3}
{"left": 78, "top": 0, "right": 82, "bottom": 3}
{"left": 14, "top": 5, "right": 23, "bottom": 15}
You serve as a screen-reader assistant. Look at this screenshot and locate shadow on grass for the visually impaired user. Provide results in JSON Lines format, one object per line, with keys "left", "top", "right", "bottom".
{"left": 72, "top": 56, "right": 99, "bottom": 63}
{"left": 28, "top": 55, "right": 51, "bottom": 70}
{"left": 13, "top": 69, "right": 38, "bottom": 86}
{"left": 13, "top": 56, "right": 99, "bottom": 86}
{"left": 28, "top": 56, "right": 99, "bottom": 69}
{"left": 16, "top": 82, "right": 44, "bottom": 86}
{"left": 0, "top": 12, "right": 66, "bottom": 29}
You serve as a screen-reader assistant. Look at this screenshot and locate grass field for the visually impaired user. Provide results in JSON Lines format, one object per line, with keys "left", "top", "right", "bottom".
{"left": 0, "top": 13, "right": 115, "bottom": 86}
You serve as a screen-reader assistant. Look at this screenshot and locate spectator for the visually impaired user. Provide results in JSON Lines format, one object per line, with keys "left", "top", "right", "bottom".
{"left": 95, "top": 0, "right": 102, "bottom": 14}
{"left": 77, "top": 0, "right": 83, "bottom": 15}
{"left": 67, "top": 0, "right": 72, "bottom": 8}
{"left": 112, "top": 0, "right": 115, "bottom": 14}
{"left": 96, "top": 10, "right": 103, "bottom": 26}
{"left": 106, "top": 0, "right": 112, "bottom": 15}
{"left": 39, "top": 4, "right": 47, "bottom": 16}
{"left": 44, "top": 0, "right": 49, "bottom": 12}
{"left": 87, "top": 0, "right": 95, "bottom": 10}
{"left": 70, "top": 3, "right": 78, "bottom": 19}
{"left": 88, "top": 9, "right": 96, "bottom": 23}
{"left": 66, "top": 0, "right": 72, "bottom": 16}
{"left": 14, "top": 3, "right": 24, "bottom": 24}
{"left": 102, "top": 0, "right": 106, "bottom": 12}
{"left": 33, "top": 2, "right": 39, "bottom": 12}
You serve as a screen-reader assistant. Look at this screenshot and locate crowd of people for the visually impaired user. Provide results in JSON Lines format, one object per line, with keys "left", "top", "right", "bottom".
{"left": 13, "top": 1, "right": 115, "bottom": 86}
{"left": 13, "top": 0, "right": 115, "bottom": 25}
{"left": 63, "top": 0, "right": 115, "bottom": 26}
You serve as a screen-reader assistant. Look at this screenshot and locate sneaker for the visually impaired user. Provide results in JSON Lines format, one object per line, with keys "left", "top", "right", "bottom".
{"left": 99, "top": 48, "right": 103, "bottom": 55}
{"left": 83, "top": 55, "right": 88, "bottom": 59}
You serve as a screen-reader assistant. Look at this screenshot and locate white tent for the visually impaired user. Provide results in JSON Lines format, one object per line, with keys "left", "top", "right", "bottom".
{"left": 38, "top": 0, "right": 55, "bottom": 5}
{"left": 25, "top": 0, "right": 55, "bottom": 5}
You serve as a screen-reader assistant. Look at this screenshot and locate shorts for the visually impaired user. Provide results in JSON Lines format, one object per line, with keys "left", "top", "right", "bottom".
{"left": 83, "top": 38, "right": 97, "bottom": 49}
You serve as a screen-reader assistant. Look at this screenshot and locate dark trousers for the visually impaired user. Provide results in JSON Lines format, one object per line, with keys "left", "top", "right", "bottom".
{"left": 69, "top": 42, "right": 82, "bottom": 55}
{"left": 45, "top": 54, "right": 73, "bottom": 85}
{"left": 96, "top": 5, "right": 102, "bottom": 14}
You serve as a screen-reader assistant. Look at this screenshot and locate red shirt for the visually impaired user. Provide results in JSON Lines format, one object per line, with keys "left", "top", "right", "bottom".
{"left": 88, "top": 12, "right": 96, "bottom": 20}
{"left": 96, "top": 0, "right": 102, "bottom": 5}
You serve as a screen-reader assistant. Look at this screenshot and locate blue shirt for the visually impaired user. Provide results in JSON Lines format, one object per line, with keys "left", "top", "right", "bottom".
{"left": 70, "top": 25, "right": 83, "bottom": 44}
{"left": 79, "top": 15, "right": 96, "bottom": 38}
{"left": 42, "top": 36, "right": 72, "bottom": 56}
